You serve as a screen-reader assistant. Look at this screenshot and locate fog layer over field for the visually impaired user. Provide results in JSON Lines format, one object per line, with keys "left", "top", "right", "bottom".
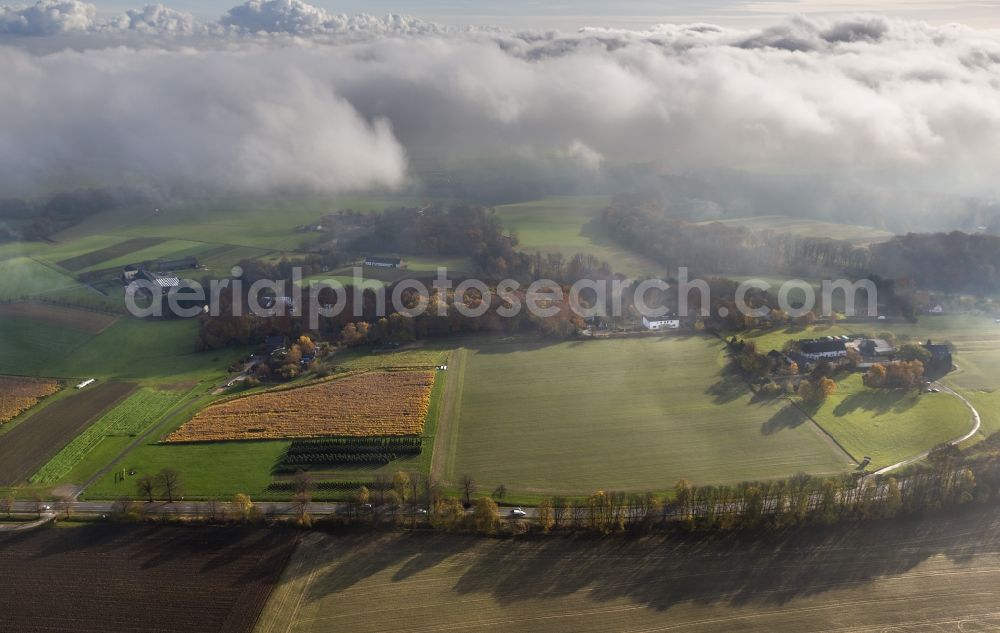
{"left": 2, "top": 1, "right": 1000, "bottom": 226}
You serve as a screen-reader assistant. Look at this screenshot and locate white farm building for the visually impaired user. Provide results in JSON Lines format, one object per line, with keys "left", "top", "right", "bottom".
{"left": 642, "top": 316, "right": 680, "bottom": 330}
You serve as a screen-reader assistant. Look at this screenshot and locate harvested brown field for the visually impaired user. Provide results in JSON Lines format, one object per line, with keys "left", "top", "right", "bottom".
{"left": 0, "top": 381, "right": 135, "bottom": 485}
{"left": 167, "top": 371, "right": 434, "bottom": 442}
{"left": 259, "top": 506, "right": 1000, "bottom": 633}
{"left": 0, "top": 525, "right": 297, "bottom": 633}
{"left": 0, "top": 302, "right": 118, "bottom": 333}
{"left": 0, "top": 376, "right": 59, "bottom": 424}
{"left": 56, "top": 236, "right": 163, "bottom": 271}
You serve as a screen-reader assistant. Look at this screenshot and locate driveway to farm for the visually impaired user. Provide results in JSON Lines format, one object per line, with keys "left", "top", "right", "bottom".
{"left": 870, "top": 381, "right": 982, "bottom": 477}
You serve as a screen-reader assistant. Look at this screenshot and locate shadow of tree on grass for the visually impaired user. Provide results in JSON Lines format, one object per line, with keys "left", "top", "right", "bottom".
{"left": 832, "top": 389, "right": 920, "bottom": 418}
{"left": 760, "top": 403, "right": 809, "bottom": 435}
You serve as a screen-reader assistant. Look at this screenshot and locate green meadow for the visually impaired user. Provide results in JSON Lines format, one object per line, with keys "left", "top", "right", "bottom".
{"left": 809, "top": 373, "right": 970, "bottom": 468}
{"left": 0, "top": 257, "right": 81, "bottom": 299}
{"left": 495, "top": 196, "right": 661, "bottom": 277}
{"left": 698, "top": 214, "right": 894, "bottom": 245}
{"left": 442, "top": 336, "right": 850, "bottom": 496}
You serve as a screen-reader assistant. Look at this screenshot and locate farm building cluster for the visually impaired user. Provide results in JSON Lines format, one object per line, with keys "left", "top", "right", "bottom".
{"left": 769, "top": 335, "right": 953, "bottom": 376}
{"left": 122, "top": 257, "right": 199, "bottom": 294}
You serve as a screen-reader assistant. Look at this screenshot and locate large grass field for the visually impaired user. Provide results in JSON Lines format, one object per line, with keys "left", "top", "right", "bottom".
{"left": 810, "top": 373, "right": 971, "bottom": 468}
{"left": 56, "top": 195, "right": 436, "bottom": 251}
{"left": 495, "top": 196, "right": 662, "bottom": 277}
{"left": 0, "top": 256, "right": 82, "bottom": 299}
{"left": 0, "top": 316, "right": 100, "bottom": 375}
{"left": 256, "top": 506, "right": 1000, "bottom": 633}
{"left": 0, "top": 315, "right": 243, "bottom": 385}
{"left": 697, "top": 214, "right": 895, "bottom": 245}
{"left": 443, "top": 336, "right": 851, "bottom": 496}
{"left": 906, "top": 316, "right": 1000, "bottom": 441}
{"left": 50, "top": 318, "right": 240, "bottom": 384}
{"left": 88, "top": 437, "right": 290, "bottom": 500}
{"left": 74, "top": 238, "right": 208, "bottom": 272}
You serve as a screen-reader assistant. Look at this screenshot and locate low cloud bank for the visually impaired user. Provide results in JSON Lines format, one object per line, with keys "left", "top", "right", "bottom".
{"left": 1, "top": 1, "right": 999, "bottom": 209}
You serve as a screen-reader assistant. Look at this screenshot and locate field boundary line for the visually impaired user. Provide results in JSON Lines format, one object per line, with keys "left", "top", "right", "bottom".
{"left": 25, "top": 255, "right": 77, "bottom": 284}
{"left": 784, "top": 395, "right": 860, "bottom": 466}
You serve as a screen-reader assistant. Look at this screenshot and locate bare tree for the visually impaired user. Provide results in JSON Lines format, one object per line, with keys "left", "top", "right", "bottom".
{"left": 31, "top": 493, "right": 44, "bottom": 518}
{"left": 293, "top": 492, "right": 311, "bottom": 526}
{"left": 373, "top": 474, "right": 390, "bottom": 506}
{"left": 155, "top": 468, "right": 182, "bottom": 504}
{"left": 492, "top": 484, "right": 508, "bottom": 503}
{"left": 0, "top": 494, "right": 13, "bottom": 519}
{"left": 460, "top": 474, "right": 476, "bottom": 507}
{"left": 408, "top": 473, "right": 422, "bottom": 526}
{"left": 422, "top": 475, "right": 442, "bottom": 510}
{"left": 55, "top": 493, "right": 74, "bottom": 519}
{"left": 205, "top": 497, "right": 222, "bottom": 523}
{"left": 384, "top": 490, "right": 401, "bottom": 523}
{"left": 110, "top": 496, "right": 137, "bottom": 521}
{"left": 292, "top": 469, "right": 315, "bottom": 496}
{"left": 570, "top": 500, "right": 587, "bottom": 528}
{"left": 392, "top": 471, "right": 411, "bottom": 505}
{"left": 408, "top": 473, "right": 422, "bottom": 508}
{"left": 136, "top": 475, "right": 155, "bottom": 503}
{"left": 410, "top": 473, "right": 425, "bottom": 512}
{"left": 552, "top": 496, "right": 567, "bottom": 529}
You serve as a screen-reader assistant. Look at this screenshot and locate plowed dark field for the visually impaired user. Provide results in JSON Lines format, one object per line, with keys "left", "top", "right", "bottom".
{"left": 0, "top": 381, "right": 135, "bottom": 485}
{"left": 0, "top": 525, "right": 298, "bottom": 633}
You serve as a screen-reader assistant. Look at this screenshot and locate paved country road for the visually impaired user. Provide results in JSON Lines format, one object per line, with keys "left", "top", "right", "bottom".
{"left": 6, "top": 500, "right": 539, "bottom": 524}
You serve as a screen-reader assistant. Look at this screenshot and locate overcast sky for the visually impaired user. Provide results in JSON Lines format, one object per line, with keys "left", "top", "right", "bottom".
{"left": 92, "top": 0, "right": 1000, "bottom": 29}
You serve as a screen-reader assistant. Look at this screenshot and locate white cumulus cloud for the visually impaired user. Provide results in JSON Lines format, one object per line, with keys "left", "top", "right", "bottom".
{"left": 103, "top": 4, "right": 197, "bottom": 35}
{"left": 0, "top": 0, "right": 94, "bottom": 35}
{"left": 220, "top": 0, "right": 444, "bottom": 36}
